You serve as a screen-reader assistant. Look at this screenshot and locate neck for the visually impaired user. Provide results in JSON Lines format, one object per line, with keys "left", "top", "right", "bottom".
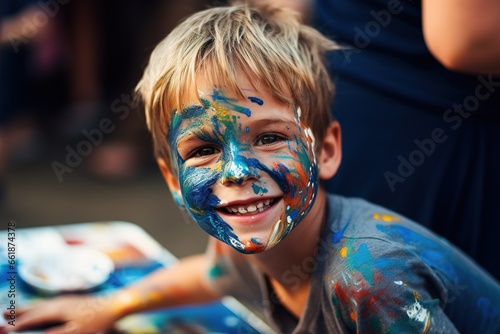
{"left": 248, "top": 190, "right": 328, "bottom": 291}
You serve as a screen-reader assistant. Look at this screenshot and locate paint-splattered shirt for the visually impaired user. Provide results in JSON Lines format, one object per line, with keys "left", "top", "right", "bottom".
{"left": 207, "top": 194, "right": 500, "bottom": 333}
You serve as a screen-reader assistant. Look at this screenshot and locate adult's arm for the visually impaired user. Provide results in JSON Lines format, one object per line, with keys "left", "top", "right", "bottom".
{"left": 422, "top": 0, "right": 500, "bottom": 74}
{"left": 0, "top": 6, "right": 39, "bottom": 45}
{"left": 3, "top": 254, "right": 221, "bottom": 334}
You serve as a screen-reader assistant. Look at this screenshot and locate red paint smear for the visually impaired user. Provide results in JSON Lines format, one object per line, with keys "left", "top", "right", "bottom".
{"left": 334, "top": 272, "right": 395, "bottom": 320}
{"left": 244, "top": 239, "right": 266, "bottom": 253}
{"left": 334, "top": 281, "right": 351, "bottom": 305}
{"left": 64, "top": 239, "right": 83, "bottom": 245}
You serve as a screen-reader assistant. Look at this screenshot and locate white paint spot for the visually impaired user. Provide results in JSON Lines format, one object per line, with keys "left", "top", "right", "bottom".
{"left": 230, "top": 237, "right": 244, "bottom": 250}
{"left": 304, "top": 127, "right": 317, "bottom": 164}
{"left": 224, "top": 316, "right": 239, "bottom": 327}
{"left": 267, "top": 220, "right": 282, "bottom": 247}
{"left": 406, "top": 300, "right": 429, "bottom": 323}
{"left": 394, "top": 280, "right": 403, "bottom": 285}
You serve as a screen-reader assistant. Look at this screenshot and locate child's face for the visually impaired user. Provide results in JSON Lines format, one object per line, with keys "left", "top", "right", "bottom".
{"left": 167, "top": 76, "right": 320, "bottom": 254}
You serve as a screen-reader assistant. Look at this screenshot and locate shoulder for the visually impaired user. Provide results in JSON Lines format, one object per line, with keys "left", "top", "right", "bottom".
{"left": 325, "top": 194, "right": 457, "bottom": 264}
{"left": 321, "top": 195, "right": 458, "bottom": 332}
{"left": 321, "top": 195, "right": 500, "bottom": 333}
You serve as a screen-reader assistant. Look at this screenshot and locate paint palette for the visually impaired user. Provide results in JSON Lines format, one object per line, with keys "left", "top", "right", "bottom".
{"left": 19, "top": 245, "right": 114, "bottom": 295}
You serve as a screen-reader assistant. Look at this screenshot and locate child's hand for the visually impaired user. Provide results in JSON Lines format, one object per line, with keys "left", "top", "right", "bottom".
{"left": 2, "top": 294, "right": 120, "bottom": 334}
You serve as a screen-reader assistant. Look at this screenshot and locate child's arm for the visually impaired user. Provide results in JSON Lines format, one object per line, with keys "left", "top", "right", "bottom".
{"left": 4, "top": 254, "right": 222, "bottom": 334}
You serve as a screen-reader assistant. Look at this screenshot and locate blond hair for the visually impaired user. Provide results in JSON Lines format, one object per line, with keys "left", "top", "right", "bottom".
{"left": 136, "top": 2, "right": 339, "bottom": 171}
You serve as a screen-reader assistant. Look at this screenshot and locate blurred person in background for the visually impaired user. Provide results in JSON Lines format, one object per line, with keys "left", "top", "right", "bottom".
{"left": 257, "top": 0, "right": 500, "bottom": 280}
{"left": 0, "top": 0, "right": 217, "bottom": 195}
{"left": 0, "top": 0, "right": 69, "bottom": 207}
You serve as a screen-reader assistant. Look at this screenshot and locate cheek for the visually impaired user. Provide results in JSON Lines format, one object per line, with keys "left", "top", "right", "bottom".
{"left": 279, "top": 136, "right": 318, "bottom": 217}
{"left": 179, "top": 166, "right": 220, "bottom": 210}
{"left": 282, "top": 137, "right": 316, "bottom": 187}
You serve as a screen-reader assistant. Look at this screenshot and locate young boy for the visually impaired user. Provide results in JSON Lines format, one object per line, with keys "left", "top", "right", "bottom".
{"left": 7, "top": 3, "right": 500, "bottom": 333}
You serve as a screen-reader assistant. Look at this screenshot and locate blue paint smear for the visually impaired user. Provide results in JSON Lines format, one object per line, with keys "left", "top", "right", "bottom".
{"left": 376, "top": 224, "right": 456, "bottom": 279}
{"left": 211, "top": 89, "right": 251, "bottom": 117}
{"left": 182, "top": 105, "right": 206, "bottom": 118}
{"left": 251, "top": 237, "right": 263, "bottom": 245}
{"left": 248, "top": 96, "right": 263, "bottom": 105}
{"left": 251, "top": 183, "right": 268, "bottom": 195}
{"left": 333, "top": 223, "right": 349, "bottom": 244}
{"left": 476, "top": 297, "right": 499, "bottom": 320}
{"left": 349, "top": 243, "right": 375, "bottom": 285}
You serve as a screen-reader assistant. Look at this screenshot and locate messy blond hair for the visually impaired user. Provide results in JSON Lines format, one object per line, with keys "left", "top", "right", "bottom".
{"left": 136, "top": 2, "right": 339, "bottom": 171}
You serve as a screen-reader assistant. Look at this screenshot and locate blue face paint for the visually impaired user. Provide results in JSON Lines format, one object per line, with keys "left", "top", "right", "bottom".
{"left": 248, "top": 96, "right": 263, "bottom": 105}
{"left": 252, "top": 183, "right": 268, "bottom": 195}
{"left": 211, "top": 89, "right": 251, "bottom": 117}
{"left": 168, "top": 88, "right": 319, "bottom": 253}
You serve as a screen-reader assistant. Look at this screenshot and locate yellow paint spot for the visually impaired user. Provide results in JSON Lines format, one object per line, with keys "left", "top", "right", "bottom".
{"left": 340, "top": 247, "right": 348, "bottom": 258}
{"left": 373, "top": 213, "right": 401, "bottom": 222}
{"left": 212, "top": 160, "right": 224, "bottom": 172}
{"left": 423, "top": 316, "right": 431, "bottom": 333}
{"left": 147, "top": 291, "right": 163, "bottom": 303}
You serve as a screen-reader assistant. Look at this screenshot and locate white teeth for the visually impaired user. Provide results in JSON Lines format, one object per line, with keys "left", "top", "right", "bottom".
{"left": 247, "top": 205, "right": 257, "bottom": 213}
{"left": 222, "top": 198, "right": 277, "bottom": 215}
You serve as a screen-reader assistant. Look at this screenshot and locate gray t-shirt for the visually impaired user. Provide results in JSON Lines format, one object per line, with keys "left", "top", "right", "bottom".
{"left": 207, "top": 194, "right": 500, "bottom": 333}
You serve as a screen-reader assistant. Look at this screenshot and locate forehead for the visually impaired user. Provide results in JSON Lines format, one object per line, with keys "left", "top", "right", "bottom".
{"left": 188, "top": 69, "right": 291, "bottom": 106}
{"left": 180, "top": 87, "right": 294, "bottom": 120}
{"left": 175, "top": 72, "right": 292, "bottom": 118}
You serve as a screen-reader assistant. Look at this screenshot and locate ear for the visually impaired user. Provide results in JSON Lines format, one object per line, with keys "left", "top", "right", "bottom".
{"left": 157, "top": 158, "right": 185, "bottom": 208}
{"left": 318, "top": 121, "right": 342, "bottom": 180}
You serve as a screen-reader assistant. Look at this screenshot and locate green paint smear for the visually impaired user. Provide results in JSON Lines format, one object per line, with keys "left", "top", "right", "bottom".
{"left": 252, "top": 183, "right": 268, "bottom": 195}
{"left": 208, "top": 264, "right": 226, "bottom": 279}
{"left": 345, "top": 240, "right": 375, "bottom": 286}
{"left": 369, "top": 316, "right": 383, "bottom": 332}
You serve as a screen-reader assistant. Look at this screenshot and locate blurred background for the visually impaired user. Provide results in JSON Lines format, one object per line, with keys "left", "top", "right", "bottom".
{"left": 0, "top": 0, "right": 229, "bottom": 258}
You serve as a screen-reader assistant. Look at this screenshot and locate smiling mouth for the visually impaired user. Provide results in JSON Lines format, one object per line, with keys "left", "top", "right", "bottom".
{"left": 219, "top": 198, "right": 279, "bottom": 215}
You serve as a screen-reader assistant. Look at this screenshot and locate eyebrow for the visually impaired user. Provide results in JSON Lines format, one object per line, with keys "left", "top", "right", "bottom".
{"left": 248, "top": 117, "right": 297, "bottom": 129}
{"left": 176, "top": 135, "right": 202, "bottom": 150}
{"left": 175, "top": 116, "right": 298, "bottom": 149}
{"left": 175, "top": 125, "right": 222, "bottom": 149}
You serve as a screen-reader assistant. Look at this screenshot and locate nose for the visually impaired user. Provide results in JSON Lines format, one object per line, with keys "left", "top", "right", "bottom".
{"left": 220, "top": 155, "right": 258, "bottom": 185}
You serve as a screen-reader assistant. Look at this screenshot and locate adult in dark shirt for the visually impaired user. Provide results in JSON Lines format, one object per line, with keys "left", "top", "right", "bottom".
{"left": 261, "top": 0, "right": 500, "bottom": 280}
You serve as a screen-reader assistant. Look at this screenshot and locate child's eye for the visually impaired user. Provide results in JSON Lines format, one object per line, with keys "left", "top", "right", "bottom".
{"left": 256, "top": 134, "right": 286, "bottom": 146}
{"left": 190, "top": 146, "right": 220, "bottom": 158}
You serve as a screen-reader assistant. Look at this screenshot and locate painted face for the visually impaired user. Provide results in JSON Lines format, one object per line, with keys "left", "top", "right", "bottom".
{"left": 168, "top": 82, "right": 319, "bottom": 254}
